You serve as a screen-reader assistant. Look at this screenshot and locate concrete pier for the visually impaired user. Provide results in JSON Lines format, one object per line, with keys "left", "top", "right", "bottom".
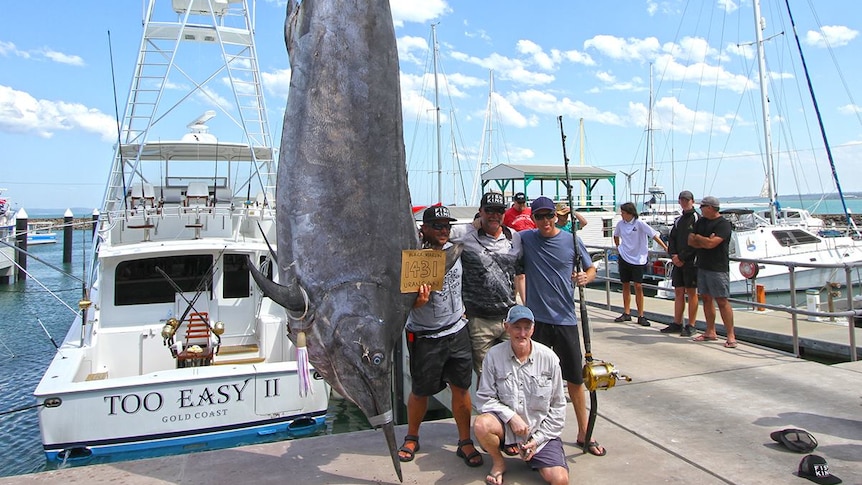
{"left": 5, "top": 296, "right": 860, "bottom": 484}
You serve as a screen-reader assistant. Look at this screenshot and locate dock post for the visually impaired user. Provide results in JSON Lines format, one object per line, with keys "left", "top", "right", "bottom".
{"left": 15, "top": 208, "right": 27, "bottom": 282}
{"left": 755, "top": 284, "right": 766, "bottom": 311}
{"left": 63, "top": 209, "right": 73, "bottom": 264}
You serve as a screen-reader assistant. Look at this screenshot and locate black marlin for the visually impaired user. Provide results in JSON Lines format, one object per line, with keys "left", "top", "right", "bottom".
{"left": 248, "top": 0, "right": 418, "bottom": 481}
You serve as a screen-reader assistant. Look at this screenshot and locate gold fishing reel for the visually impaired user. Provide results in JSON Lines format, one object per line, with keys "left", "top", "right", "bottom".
{"left": 583, "top": 360, "right": 631, "bottom": 392}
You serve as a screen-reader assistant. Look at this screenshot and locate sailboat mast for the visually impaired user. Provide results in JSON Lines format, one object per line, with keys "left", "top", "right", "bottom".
{"left": 431, "top": 24, "right": 443, "bottom": 204}
{"left": 578, "top": 118, "right": 585, "bottom": 206}
{"left": 753, "top": 0, "right": 778, "bottom": 223}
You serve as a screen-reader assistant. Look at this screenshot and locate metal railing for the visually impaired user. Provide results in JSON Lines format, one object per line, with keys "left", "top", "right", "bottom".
{"left": 586, "top": 244, "right": 861, "bottom": 361}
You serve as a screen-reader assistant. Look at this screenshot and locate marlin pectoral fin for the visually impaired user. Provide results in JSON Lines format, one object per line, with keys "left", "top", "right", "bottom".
{"left": 444, "top": 242, "right": 463, "bottom": 273}
{"left": 246, "top": 256, "right": 308, "bottom": 313}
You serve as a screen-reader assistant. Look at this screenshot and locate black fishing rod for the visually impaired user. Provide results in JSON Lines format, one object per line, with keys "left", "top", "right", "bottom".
{"left": 558, "top": 116, "right": 630, "bottom": 452}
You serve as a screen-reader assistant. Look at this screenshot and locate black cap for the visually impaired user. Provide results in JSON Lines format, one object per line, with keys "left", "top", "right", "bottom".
{"left": 422, "top": 205, "right": 457, "bottom": 222}
{"left": 514, "top": 192, "right": 527, "bottom": 203}
{"left": 770, "top": 428, "right": 818, "bottom": 453}
{"left": 481, "top": 192, "right": 506, "bottom": 209}
{"left": 798, "top": 455, "right": 841, "bottom": 484}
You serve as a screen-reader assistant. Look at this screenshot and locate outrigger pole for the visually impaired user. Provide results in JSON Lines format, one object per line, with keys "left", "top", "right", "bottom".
{"left": 558, "top": 115, "right": 630, "bottom": 451}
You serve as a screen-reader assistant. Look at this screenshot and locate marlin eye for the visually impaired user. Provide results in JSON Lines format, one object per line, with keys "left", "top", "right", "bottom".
{"left": 370, "top": 352, "right": 384, "bottom": 366}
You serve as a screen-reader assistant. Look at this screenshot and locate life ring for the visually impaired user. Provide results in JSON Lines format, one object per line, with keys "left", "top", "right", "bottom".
{"left": 739, "top": 261, "right": 759, "bottom": 279}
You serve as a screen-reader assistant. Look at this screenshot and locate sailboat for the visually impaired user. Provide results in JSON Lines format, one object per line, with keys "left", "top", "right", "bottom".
{"left": 656, "top": 0, "right": 862, "bottom": 297}
{"left": 33, "top": 0, "right": 329, "bottom": 462}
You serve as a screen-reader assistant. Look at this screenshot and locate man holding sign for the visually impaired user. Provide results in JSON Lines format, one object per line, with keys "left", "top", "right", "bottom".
{"left": 398, "top": 206, "right": 483, "bottom": 469}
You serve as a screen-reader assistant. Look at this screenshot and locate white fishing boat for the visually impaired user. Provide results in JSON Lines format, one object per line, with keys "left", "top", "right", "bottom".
{"left": 0, "top": 191, "right": 15, "bottom": 282}
{"left": 33, "top": 0, "right": 329, "bottom": 462}
{"left": 26, "top": 222, "right": 57, "bottom": 245}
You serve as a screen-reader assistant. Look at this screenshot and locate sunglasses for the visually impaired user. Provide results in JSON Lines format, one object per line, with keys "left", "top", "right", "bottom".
{"left": 429, "top": 222, "right": 451, "bottom": 230}
{"left": 483, "top": 207, "right": 505, "bottom": 214}
{"left": 534, "top": 212, "right": 556, "bottom": 220}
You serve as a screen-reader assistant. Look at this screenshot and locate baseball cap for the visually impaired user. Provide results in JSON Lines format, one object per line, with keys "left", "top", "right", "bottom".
{"left": 678, "top": 190, "right": 694, "bottom": 200}
{"left": 481, "top": 192, "right": 506, "bottom": 209}
{"left": 513, "top": 192, "right": 527, "bottom": 203}
{"left": 798, "top": 455, "right": 842, "bottom": 485}
{"left": 555, "top": 202, "right": 571, "bottom": 215}
{"left": 770, "top": 428, "right": 818, "bottom": 453}
{"left": 505, "top": 305, "right": 534, "bottom": 324}
{"left": 422, "top": 205, "right": 457, "bottom": 222}
{"left": 530, "top": 196, "right": 555, "bottom": 213}
{"left": 699, "top": 195, "right": 720, "bottom": 208}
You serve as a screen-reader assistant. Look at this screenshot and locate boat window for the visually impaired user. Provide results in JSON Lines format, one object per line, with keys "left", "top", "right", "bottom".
{"left": 771, "top": 229, "right": 821, "bottom": 247}
{"left": 115, "top": 255, "right": 213, "bottom": 306}
{"left": 223, "top": 253, "right": 250, "bottom": 299}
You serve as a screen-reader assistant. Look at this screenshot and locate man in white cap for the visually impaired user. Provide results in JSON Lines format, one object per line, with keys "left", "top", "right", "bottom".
{"left": 688, "top": 196, "right": 737, "bottom": 348}
{"left": 473, "top": 305, "right": 568, "bottom": 485}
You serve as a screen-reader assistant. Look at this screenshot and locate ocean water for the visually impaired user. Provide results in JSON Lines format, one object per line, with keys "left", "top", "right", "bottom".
{"left": 0, "top": 235, "right": 371, "bottom": 478}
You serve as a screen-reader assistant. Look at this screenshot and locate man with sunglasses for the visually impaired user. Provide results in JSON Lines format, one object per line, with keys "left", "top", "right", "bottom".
{"left": 450, "top": 192, "right": 522, "bottom": 380}
{"left": 516, "top": 196, "right": 607, "bottom": 458}
{"left": 399, "top": 205, "right": 482, "bottom": 468}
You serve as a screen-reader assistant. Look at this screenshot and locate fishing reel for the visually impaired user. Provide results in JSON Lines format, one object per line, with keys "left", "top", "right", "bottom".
{"left": 583, "top": 360, "right": 631, "bottom": 392}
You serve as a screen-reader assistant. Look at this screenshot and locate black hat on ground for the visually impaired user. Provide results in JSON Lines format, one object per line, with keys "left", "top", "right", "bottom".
{"left": 770, "top": 428, "right": 818, "bottom": 453}
{"left": 798, "top": 454, "right": 841, "bottom": 484}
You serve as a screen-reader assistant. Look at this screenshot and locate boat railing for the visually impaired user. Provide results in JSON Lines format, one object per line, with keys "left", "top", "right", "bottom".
{"left": 586, "top": 243, "right": 861, "bottom": 362}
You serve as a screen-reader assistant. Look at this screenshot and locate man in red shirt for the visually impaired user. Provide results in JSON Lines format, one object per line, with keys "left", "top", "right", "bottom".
{"left": 503, "top": 192, "right": 536, "bottom": 231}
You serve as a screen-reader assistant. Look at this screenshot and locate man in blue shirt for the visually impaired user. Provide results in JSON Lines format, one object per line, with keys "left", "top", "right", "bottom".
{"left": 517, "top": 196, "right": 607, "bottom": 457}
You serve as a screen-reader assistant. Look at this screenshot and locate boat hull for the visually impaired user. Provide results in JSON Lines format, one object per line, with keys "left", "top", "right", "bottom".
{"left": 36, "top": 358, "right": 328, "bottom": 461}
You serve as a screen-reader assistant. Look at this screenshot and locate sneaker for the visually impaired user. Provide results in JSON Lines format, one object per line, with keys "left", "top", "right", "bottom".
{"left": 637, "top": 316, "right": 651, "bottom": 326}
{"left": 680, "top": 325, "right": 696, "bottom": 337}
{"left": 613, "top": 313, "right": 631, "bottom": 322}
{"left": 660, "top": 323, "right": 683, "bottom": 334}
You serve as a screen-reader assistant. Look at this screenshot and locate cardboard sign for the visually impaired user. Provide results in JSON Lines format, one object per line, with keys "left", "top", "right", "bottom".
{"left": 400, "top": 249, "right": 445, "bottom": 293}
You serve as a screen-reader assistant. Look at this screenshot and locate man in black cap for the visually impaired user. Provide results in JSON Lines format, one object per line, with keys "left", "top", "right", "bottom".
{"left": 450, "top": 192, "right": 522, "bottom": 379}
{"left": 503, "top": 192, "right": 536, "bottom": 232}
{"left": 399, "top": 205, "right": 482, "bottom": 468}
{"left": 688, "top": 195, "right": 737, "bottom": 348}
{"left": 661, "top": 190, "right": 699, "bottom": 337}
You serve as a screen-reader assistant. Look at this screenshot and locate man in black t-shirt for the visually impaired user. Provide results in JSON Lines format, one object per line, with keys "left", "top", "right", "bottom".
{"left": 687, "top": 196, "right": 738, "bottom": 348}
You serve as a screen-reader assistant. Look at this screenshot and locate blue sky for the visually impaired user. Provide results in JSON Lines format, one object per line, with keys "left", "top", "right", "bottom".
{"left": 1, "top": 0, "right": 861, "bottom": 211}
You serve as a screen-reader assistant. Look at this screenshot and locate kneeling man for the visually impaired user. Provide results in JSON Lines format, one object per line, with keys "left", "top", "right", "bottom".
{"left": 473, "top": 305, "right": 568, "bottom": 485}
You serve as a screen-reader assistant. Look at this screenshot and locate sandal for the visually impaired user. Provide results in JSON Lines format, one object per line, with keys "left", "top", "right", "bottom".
{"left": 691, "top": 334, "right": 717, "bottom": 342}
{"left": 576, "top": 439, "right": 607, "bottom": 457}
{"left": 724, "top": 340, "right": 738, "bottom": 348}
{"left": 398, "top": 434, "right": 420, "bottom": 462}
{"left": 456, "top": 438, "right": 484, "bottom": 467}
{"left": 485, "top": 470, "right": 504, "bottom": 485}
{"left": 502, "top": 443, "right": 520, "bottom": 456}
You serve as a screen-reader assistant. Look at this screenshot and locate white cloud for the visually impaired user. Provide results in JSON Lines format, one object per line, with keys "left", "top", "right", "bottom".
{"left": 654, "top": 53, "right": 753, "bottom": 93}
{"left": 628, "top": 96, "right": 738, "bottom": 135}
{"left": 390, "top": 0, "right": 450, "bottom": 27}
{"left": 450, "top": 51, "right": 555, "bottom": 86}
{"left": 838, "top": 104, "right": 862, "bottom": 115}
{"left": 0, "top": 84, "right": 115, "bottom": 140}
{"left": 262, "top": 68, "right": 291, "bottom": 101}
{"left": 397, "top": 35, "right": 429, "bottom": 65}
{"left": 488, "top": 92, "right": 534, "bottom": 128}
{"left": 583, "top": 35, "right": 661, "bottom": 62}
{"left": 717, "top": 0, "right": 738, "bottom": 13}
{"left": 508, "top": 89, "right": 626, "bottom": 126}
{"left": 804, "top": 25, "right": 859, "bottom": 48}
{"left": 516, "top": 40, "right": 560, "bottom": 71}
{"left": 41, "top": 49, "right": 85, "bottom": 66}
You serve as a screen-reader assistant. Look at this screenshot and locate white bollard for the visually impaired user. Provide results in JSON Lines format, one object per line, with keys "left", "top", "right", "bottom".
{"left": 805, "top": 289, "right": 821, "bottom": 322}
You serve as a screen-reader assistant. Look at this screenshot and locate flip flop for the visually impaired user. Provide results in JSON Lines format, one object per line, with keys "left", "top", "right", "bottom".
{"left": 485, "top": 470, "right": 504, "bottom": 485}
{"left": 502, "top": 443, "right": 520, "bottom": 456}
{"left": 691, "top": 334, "right": 718, "bottom": 342}
{"left": 576, "top": 439, "right": 607, "bottom": 457}
{"left": 724, "top": 340, "right": 738, "bottom": 348}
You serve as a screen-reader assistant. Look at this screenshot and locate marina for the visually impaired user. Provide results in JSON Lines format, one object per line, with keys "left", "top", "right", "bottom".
{"left": 3, "top": 298, "right": 860, "bottom": 484}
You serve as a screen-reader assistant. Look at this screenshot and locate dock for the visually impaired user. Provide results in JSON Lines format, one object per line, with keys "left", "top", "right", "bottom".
{"left": 4, "top": 291, "right": 861, "bottom": 484}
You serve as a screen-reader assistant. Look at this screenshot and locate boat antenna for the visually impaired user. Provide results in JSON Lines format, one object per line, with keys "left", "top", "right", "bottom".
{"left": 108, "top": 30, "right": 129, "bottom": 213}
{"left": 781, "top": 0, "right": 859, "bottom": 236}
